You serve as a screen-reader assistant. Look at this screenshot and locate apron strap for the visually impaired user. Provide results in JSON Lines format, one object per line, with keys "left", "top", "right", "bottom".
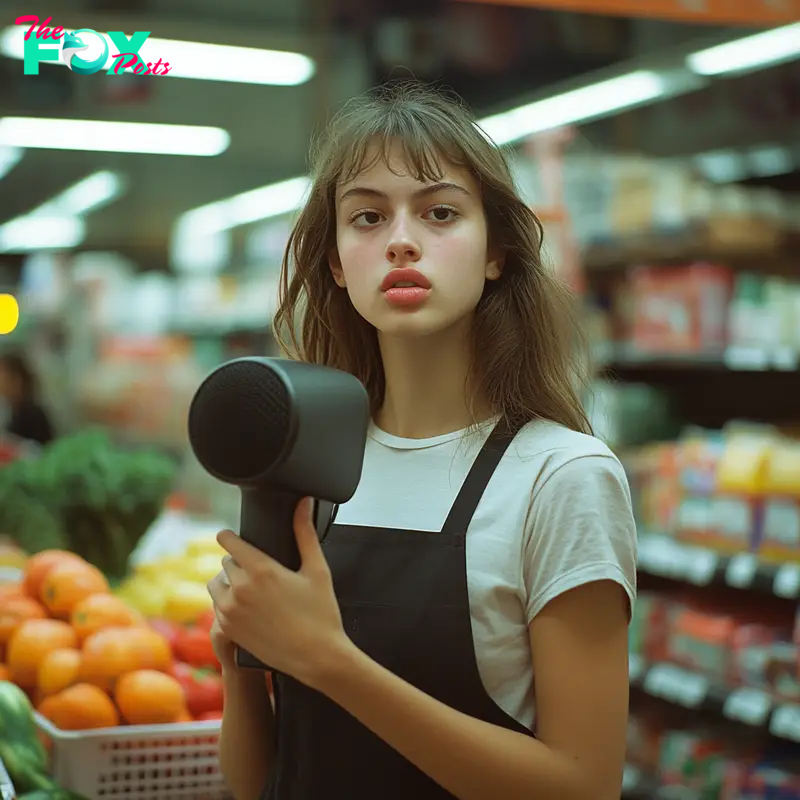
{"left": 439, "top": 419, "right": 520, "bottom": 538}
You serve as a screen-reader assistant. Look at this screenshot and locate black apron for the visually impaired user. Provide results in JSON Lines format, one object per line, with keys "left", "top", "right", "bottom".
{"left": 264, "top": 421, "right": 534, "bottom": 799}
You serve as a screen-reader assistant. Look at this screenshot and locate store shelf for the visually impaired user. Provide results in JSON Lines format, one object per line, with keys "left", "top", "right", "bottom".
{"left": 600, "top": 345, "right": 800, "bottom": 373}
{"left": 583, "top": 224, "right": 791, "bottom": 273}
{"left": 629, "top": 655, "right": 800, "bottom": 745}
{"left": 622, "top": 764, "right": 700, "bottom": 800}
{"left": 637, "top": 534, "right": 800, "bottom": 600}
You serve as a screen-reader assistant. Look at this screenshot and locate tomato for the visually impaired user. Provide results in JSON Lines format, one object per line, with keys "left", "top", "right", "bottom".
{"left": 174, "top": 624, "right": 219, "bottom": 670}
{"left": 148, "top": 618, "right": 181, "bottom": 655}
{"left": 196, "top": 709, "right": 223, "bottom": 721}
{"left": 196, "top": 609, "right": 215, "bottom": 632}
{"left": 171, "top": 662, "right": 224, "bottom": 718}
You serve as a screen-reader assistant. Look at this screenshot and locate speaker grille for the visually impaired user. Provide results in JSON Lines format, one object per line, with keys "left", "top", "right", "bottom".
{"left": 188, "top": 361, "right": 292, "bottom": 483}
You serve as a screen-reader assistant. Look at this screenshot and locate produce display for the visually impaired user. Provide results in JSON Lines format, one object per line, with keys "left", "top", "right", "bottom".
{"left": 0, "top": 540, "right": 232, "bottom": 794}
{"left": 0, "top": 679, "right": 89, "bottom": 799}
{"left": 0, "top": 429, "right": 177, "bottom": 580}
{"left": 114, "top": 536, "right": 220, "bottom": 622}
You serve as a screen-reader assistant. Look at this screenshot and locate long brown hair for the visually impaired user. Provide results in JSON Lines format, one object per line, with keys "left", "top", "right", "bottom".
{"left": 273, "top": 82, "right": 591, "bottom": 435}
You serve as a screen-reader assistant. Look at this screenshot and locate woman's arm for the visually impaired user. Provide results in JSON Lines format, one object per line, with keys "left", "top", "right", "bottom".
{"left": 312, "top": 579, "right": 630, "bottom": 800}
{"left": 218, "top": 670, "right": 275, "bottom": 800}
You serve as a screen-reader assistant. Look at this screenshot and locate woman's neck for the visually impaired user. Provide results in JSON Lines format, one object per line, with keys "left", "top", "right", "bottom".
{"left": 375, "top": 319, "right": 490, "bottom": 439}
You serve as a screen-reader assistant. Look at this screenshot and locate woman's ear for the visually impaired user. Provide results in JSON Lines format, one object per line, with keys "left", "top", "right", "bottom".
{"left": 485, "top": 248, "right": 505, "bottom": 281}
{"left": 329, "top": 249, "right": 346, "bottom": 288}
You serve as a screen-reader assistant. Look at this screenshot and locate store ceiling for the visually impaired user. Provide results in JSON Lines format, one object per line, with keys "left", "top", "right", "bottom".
{"left": 0, "top": 0, "right": 786, "bottom": 268}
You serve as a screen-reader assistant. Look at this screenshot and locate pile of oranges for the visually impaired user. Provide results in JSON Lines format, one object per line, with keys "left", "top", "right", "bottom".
{"left": 0, "top": 549, "right": 198, "bottom": 730}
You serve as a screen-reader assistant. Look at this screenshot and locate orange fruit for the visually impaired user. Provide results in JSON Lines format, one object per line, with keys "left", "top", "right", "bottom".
{"left": 38, "top": 683, "right": 119, "bottom": 730}
{"left": 40, "top": 561, "right": 109, "bottom": 619}
{"left": 125, "top": 626, "right": 172, "bottom": 672}
{"left": 79, "top": 627, "right": 140, "bottom": 693}
{"left": 115, "top": 670, "right": 184, "bottom": 725}
{"left": 0, "top": 582, "right": 24, "bottom": 602}
{"left": 0, "top": 664, "right": 10, "bottom": 681}
{"left": 79, "top": 625, "right": 173, "bottom": 693}
{"left": 37, "top": 647, "right": 81, "bottom": 697}
{"left": 70, "top": 594, "right": 143, "bottom": 642}
{"left": 0, "top": 595, "right": 47, "bottom": 644}
{"left": 23, "top": 550, "right": 84, "bottom": 600}
{"left": 7, "top": 619, "right": 78, "bottom": 688}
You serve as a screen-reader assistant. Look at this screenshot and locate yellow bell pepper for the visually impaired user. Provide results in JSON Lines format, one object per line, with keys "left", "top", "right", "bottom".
{"left": 178, "top": 554, "right": 222, "bottom": 585}
{"left": 163, "top": 581, "right": 214, "bottom": 625}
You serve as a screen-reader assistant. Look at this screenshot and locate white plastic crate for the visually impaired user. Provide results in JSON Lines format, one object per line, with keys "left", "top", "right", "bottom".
{"left": 34, "top": 713, "right": 232, "bottom": 799}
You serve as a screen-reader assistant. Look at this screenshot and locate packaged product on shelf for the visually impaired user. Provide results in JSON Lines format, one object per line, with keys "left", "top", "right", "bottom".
{"left": 622, "top": 442, "right": 681, "bottom": 534}
{"left": 759, "top": 437, "right": 800, "bottom": 564}
{"left": 658, "top": 728, "right": 729, "bottom": 797}
{"left": 676, "top": 428, "right": 725, "bottom": 546}
{"left": 668, "top": 606, "right": 738, "bottom": 684}
{"left": 705, "top": 425, "right": 775, "bottom": 556}
{"left": 629, "top": 590, "right": 673, "bottom": 664}
{"left": 628, "top": 263, "right": 733, "bottom": 355}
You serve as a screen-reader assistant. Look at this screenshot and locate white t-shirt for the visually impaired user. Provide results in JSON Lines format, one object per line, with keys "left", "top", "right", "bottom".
{"left": 334, "top": 416, "right": 638, "bottom": 730}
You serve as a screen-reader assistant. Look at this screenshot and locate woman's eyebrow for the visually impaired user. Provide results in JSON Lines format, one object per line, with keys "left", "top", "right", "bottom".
{"left": 338, "top": 182, "right": 472, "bottom": 204}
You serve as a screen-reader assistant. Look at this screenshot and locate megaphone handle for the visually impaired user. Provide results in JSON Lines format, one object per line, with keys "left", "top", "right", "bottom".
{"left": 235, "top": 486, "right": 301, "bottom": 671}
{"left": 234, "top": 491, "right": 335, "bottom": 671}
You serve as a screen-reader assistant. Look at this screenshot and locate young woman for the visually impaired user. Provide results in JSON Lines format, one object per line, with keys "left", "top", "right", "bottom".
{"left": 0, "top": 351, "right": 55, "bottom": 447}
{"left": 207, "top": 82, "right": 637, "bottom": 800}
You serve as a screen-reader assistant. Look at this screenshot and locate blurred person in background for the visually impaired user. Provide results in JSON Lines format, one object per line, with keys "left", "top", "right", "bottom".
{"left": 207, "top": 82, "right": 636, "bottom": 800}
{"left": 0, "top": 351, "right": 56, "bottom": 447}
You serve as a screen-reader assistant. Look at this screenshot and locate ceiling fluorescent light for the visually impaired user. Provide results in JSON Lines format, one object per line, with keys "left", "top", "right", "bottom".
{"left": 139, "top": 39, "right": 315, "bottom": 86}
{"left": 179, "top": 176, "right": 311, "bottom": 232}
{"left": 686, "top": 23, "right": 800, "bottom": 76}
{"left": 479, "top": 71, "right": 667, "bottom": 146}
{"left": 0, "top": 146, "right": 23, "bottom": 180}
{"left": 0, "top": 26, "right": 315, "bottom": 86}
{"left": 0, "top": 216, "right": 84, "bottom": 253}
{"left": 0, "top": 117, "right": 229, "bottom": 156}
{"left": 694, "top": 150, "right": 749, "bottom": 183}
{"left": 747, "top": 146, "right": 794, "bottom": 178}
{"left": 35, "top": 170, "right": 126, "bottom": 216}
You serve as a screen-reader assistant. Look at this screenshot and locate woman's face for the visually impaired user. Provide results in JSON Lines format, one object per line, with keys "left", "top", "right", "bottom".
{"left": 331, "top": 140, "right": 502, "bottom": 339}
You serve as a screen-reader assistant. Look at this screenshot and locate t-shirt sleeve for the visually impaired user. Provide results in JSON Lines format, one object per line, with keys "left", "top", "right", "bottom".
{"left": 522, "top": 453, "right": 638, "bottom": 623}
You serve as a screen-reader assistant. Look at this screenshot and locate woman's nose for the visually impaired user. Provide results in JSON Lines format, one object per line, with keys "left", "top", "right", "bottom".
{"left": 385, "top": 218, "right": 421, "bottom": 263}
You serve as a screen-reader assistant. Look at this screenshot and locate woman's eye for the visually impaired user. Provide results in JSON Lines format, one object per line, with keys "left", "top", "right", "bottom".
{"left": 425, "top": 206, "right": 458, "bottom": 222}
{"left": 353, "top": 211, "right": 382, "bottom": 226}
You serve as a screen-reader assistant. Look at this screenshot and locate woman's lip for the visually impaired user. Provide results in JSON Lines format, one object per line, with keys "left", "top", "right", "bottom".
{"left": 380, "top": 268, "right": 431, "bottom": 291}
{"left": 383, "top": 287, "right": 430, "bottom": 308}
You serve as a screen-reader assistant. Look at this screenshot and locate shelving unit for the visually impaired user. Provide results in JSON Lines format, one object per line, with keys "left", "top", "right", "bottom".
{"left": 583, "top": 217, "right": 800, "bottom": 798}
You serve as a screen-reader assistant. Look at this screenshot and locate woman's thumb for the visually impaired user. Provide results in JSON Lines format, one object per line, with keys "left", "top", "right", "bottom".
{"left": 294, "top": 497, "right": 323, "bottom": 567}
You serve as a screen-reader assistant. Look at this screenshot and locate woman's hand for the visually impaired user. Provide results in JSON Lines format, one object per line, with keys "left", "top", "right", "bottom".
{"left": 208, "top": 607, "right": 238, "bottom": 673}
{"left": 207, "top": 497, "right": 354, "bottom": 689}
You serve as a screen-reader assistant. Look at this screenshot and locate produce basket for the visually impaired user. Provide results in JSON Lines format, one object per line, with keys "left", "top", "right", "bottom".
{"left": 34, "top": 713, "right": 231, "bottom": 800}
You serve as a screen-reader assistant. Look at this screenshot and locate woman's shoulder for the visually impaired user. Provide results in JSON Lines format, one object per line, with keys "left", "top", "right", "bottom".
{"left": 510, "top": 418, "right": 618, "bottom": 464}
{"left": 505, "top": 419, "right": 625, "bottom": 493}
